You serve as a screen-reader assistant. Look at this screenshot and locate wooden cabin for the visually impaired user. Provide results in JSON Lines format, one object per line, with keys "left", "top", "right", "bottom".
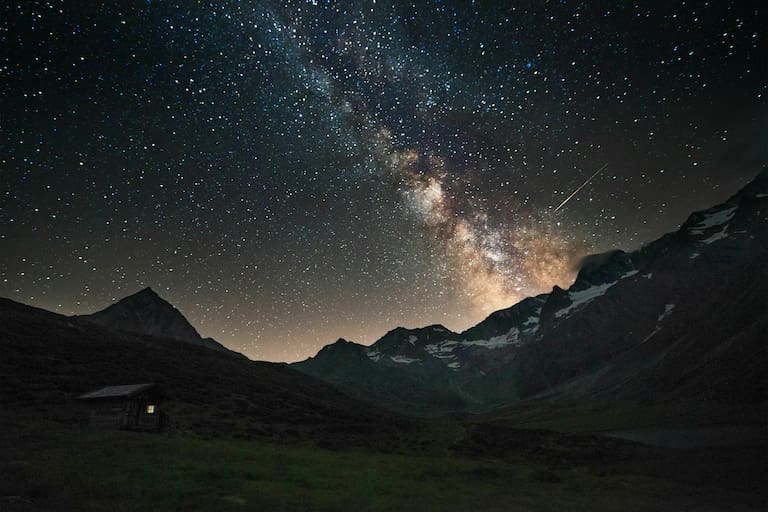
{"left": 76, "top": 383, "right": 162, "bottom": 431}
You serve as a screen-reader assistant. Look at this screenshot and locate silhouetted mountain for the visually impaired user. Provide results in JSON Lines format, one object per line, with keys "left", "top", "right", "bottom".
{"left": 295, "top": 168, "right": 768, "bottom": 414}
{"left": 77, "top": 287, "right": 233, "bottom": 355}
{"left": 0, "top": 297, "right": 409, "bottom": 445}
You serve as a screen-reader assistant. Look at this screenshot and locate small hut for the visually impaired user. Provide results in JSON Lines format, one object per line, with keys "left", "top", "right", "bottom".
{"left": 76, "top": 383, "right": 162, "bottom": 431}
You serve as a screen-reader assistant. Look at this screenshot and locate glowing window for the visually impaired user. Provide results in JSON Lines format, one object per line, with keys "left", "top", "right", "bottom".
{"left": 146, "top": 404, "right": 155, "bottom": 414}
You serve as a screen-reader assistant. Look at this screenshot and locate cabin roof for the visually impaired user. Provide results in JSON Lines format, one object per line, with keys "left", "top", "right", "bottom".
{"left": 76, "top": 383, "right": 156, "bottom": 400}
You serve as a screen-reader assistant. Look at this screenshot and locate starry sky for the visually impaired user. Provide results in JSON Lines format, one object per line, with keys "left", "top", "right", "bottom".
{"left": 1, "top": 1, "right": 765, "bottom": 362}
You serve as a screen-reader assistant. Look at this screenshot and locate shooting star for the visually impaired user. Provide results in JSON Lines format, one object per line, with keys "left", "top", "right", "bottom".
{"left": 552, "top": 163, "right": 608, "bottom": 214}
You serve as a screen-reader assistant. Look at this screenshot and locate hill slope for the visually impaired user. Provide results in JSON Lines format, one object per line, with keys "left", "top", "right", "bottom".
{"left": 0, "top": 298, "right": 408, "bottom": 445}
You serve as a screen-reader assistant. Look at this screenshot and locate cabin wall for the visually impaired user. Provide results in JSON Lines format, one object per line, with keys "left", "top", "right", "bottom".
{"left": 136, "top": 407, "right": 161, "bottom": 431}
{"left": 86, "top": 399, "right": 131, "bottom": 429}
{"left": 81, "top": 393, "right": 162, "bottom": 431}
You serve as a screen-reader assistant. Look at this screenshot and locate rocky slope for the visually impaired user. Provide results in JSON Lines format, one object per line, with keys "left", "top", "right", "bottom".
{"left": 294, "top": 169, "right": 768, "bottom": 414}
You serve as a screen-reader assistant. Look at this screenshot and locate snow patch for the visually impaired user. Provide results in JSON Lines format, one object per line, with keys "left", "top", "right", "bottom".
{"left": 461, "top": 337, "right": 507, "bottom": 349}
{"left": 556, "top": 281, "right": 616, "bottom": 318}
{"left": 690, "top": 252, "right": 700, "bottom": 259}
{"left": 555, "top": 270, "right": 638, "bottom": 319}
{"left": 643, "top": 273, "right": 653, "bottom": 279}
{"left": 425, "top": 340, "right": 458, "bottom": 360}
{"left": 463, "top": 327, "right": 521, "bottom": 349}
{"left": 366, "top": 349, "right": 382, "bottom": 362}
{"left": 525, "top": 309, "right": 543, "bottom": 334}
{"left": 391, "top": 355, "right": 420, "bottom": 364}
{"left": 447, "top": 361, "right": 461, "bottom": 370}
{"left": 642, "top": 304, "right": 676, "bottom": 343}
{"left": 427, "top": 321, "right": 536, "bottom": 364}
{"left": 658, "top": 303, "right": 675, "bottom": 322}
{"left": 408, "top": 335, "right": 418, "bottom": 345}
{"left": 756, "top": 193, "right": 768, "bottom": 198}
{"left": 523, "top": 316, "right": 539, "bottom": 326}
{"left": 689, "top": 206, "right": 736, "bottom": 235}
{"left": 702, "top": 227, "right": 729, "bottom": 245}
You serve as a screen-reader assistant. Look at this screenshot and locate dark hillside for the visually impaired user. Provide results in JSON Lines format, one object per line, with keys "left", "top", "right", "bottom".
{"left": 0, "top": 298, "right": 409, "bottom": 446}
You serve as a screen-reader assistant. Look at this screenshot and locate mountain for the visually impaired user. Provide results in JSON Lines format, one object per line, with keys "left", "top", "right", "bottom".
{"left": 77, "top": 287, "right": 233, "bottom": 355}
{"left": 0, "top": 296, "right": 409, "bottom": 445}
{"left": 295, "top": 168, "right": 768, "bottom": 414}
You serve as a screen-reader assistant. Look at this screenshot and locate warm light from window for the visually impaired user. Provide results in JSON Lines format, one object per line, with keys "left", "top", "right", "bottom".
{"left": 146, "top": 404, "right": 155, "bottom": 414}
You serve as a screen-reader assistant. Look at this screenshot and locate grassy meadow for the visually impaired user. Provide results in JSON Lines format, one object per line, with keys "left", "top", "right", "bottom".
{"left": 2, "top": 412, "right": 765, "bottom": 512}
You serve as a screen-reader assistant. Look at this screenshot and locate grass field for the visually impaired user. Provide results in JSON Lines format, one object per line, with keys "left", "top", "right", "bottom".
{"left": 2, "top": 413, "right": 765, "bottom": 512}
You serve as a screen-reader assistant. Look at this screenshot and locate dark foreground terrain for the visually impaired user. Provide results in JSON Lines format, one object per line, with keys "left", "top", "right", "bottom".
{"left": 1, "top": 407, "right": 765, "bottom": 512}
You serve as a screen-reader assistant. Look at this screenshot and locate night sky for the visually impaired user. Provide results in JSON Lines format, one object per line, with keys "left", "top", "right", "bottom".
{"left": 2, "top": 1, "right": 765, "bottom": 362}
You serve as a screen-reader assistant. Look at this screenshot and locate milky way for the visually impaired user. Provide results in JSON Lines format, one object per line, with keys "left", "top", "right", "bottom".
{"left": 1, "top": 2, "right": 765, "bottom": 361}
{"left": 393, "top": 144, "right": 581, "bottom": 315}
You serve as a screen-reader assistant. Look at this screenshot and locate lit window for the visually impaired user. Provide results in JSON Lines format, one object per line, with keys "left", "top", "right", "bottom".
{"left": 146, "top": 405, "right": 155, "bottom": 414}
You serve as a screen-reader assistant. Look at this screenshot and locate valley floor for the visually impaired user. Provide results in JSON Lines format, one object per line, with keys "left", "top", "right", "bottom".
{"left": 1, "top": 413, "right": 765, "bottom": 512}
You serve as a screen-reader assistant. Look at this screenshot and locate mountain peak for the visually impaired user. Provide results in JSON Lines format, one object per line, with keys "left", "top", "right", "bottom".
{"left": 79, "top": 287, "right": 202, "bottom": 345}
{"left": 136, "top": 286, "right": 159, "bottom": 296}
{"left": 122, "top": 286, "right": 165, "bottom": 304}
{"left": 76, "top": 288, "right": 239, "bottom": 356}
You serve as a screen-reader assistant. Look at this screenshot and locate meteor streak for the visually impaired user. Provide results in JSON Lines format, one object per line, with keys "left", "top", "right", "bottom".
{"left": 552, "top": 163, "right": 608, "bottom": 214}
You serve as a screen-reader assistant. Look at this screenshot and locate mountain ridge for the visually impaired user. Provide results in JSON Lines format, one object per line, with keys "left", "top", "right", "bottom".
{"left": 294, "top": 168, "right": 768, "bottom": 414}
